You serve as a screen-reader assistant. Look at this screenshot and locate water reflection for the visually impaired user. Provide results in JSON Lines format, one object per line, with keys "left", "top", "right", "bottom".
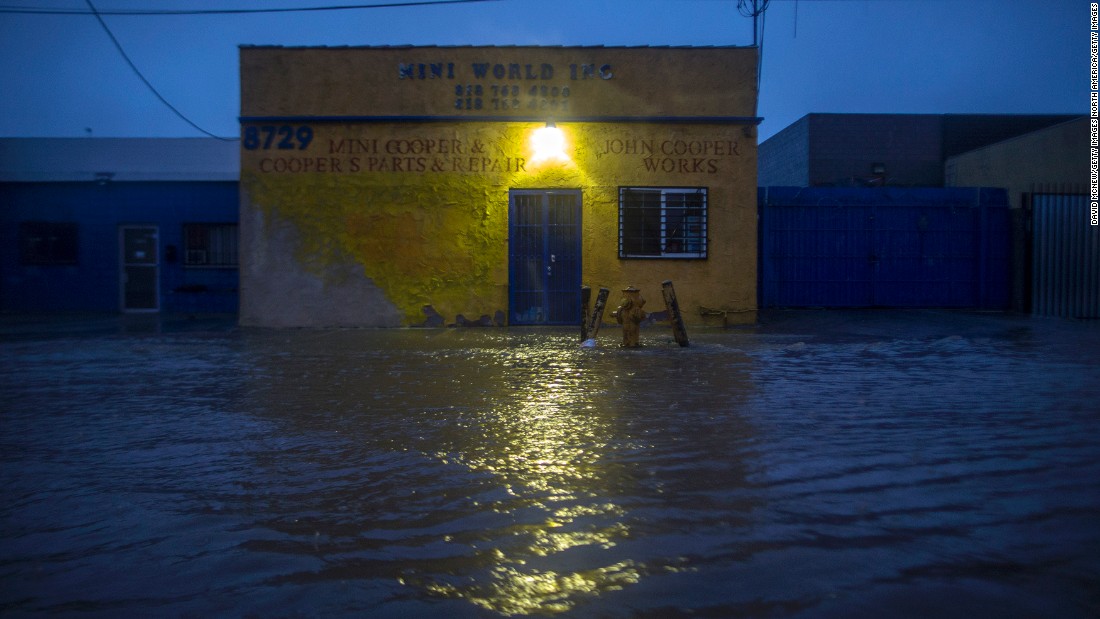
{"left": 234, "top": 330, "right": 758, "bottom": 616}
{"left": 28, "top": 316, "right": 1100, "bottom": 617}
{"left": 418, "top": 345, "right": 637, "bottom": 614}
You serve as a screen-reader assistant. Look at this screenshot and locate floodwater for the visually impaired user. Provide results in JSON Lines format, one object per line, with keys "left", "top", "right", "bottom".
{"left": 2, "top": 310, "right": 1099, "bottom": 618}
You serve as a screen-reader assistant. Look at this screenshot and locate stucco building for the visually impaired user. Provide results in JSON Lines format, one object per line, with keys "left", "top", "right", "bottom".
{"left": 945, "top": 117, "right": 1094, "bottom": 316}
{"left": 238, "top": 45, "right": 760, "bottom": 327}
{"left": 0, "top": 138, "right": 239, "bottom": 314}
{"left": 945, "top": 117, "right": 1088, "bottom": 206}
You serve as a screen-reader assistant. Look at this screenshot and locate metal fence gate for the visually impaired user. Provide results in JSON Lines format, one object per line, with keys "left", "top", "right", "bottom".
{"left": 508, "top": 189, "right": 582, "bottom": 325}
{"left": 1031, "top": 194, "right": 1100, "bottom": 318}
{"left": 759, "top": 187, "right": 1010, "bottom": 309}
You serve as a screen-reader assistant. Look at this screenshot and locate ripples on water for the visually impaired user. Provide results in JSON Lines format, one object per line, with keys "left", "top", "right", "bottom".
{"left": 1, "top": 312, "right": 1099, "bottom": 618}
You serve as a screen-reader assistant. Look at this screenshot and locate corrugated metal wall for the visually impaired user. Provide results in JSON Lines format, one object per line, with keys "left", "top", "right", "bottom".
{"left": 1031, "top": 194, "right": 1100, "bottom": 318}
{"left": 759, "top": 187, "right": 1010, "bottom": 309}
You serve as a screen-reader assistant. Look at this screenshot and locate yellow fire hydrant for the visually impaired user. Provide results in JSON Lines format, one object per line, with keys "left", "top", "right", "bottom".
{"left": 611, "top": 286, "right": 646, "bottom": 347}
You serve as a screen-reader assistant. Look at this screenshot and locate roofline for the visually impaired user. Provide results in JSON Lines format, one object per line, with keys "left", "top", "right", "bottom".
{"left": 239, "top": 44, "right": 752, "bottom": 50}
{"left": 944, "top": 116, "right": 1090, "bottom": 160}
{"left": 239, "top": 114, "right": 763, "bottom": 125}
{"left": 0, "top": 137, "right": 238, "bottom": 142}
{"left": 0, "top": 137, "right": 239, "bottom": 182}
{"left": 801, "top": 112, "right": 1083, "bottom": 120}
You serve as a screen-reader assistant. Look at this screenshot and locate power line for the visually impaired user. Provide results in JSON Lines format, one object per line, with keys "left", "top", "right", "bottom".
{"left": 1, "top": 0, "right": 502, "bottom": 15}
{"left": 11, "top": 0, "right": 504, "bottom": 138}
{"left": 737, "top": 0, "right": 770, "bottom": 116}
{"left": 32, "top": 0, "right": 755, "bottom": 137}
{"left": 83, "top": 0, "right": 232, "bottom": 139}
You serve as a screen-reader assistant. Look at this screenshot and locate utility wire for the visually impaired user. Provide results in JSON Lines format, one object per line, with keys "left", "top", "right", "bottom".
{"left": 83, "top": 0, "right": 232, "bottom": 139}
{"left": 20, "top": 0, "right": 502, "bottom": 139}
{"left": 2, "top": 0, "right": 502, "bottom": 15}
{"left": 50, "top": 0, "right": 757, "bottom": 137}
{"left": 737, "top": 0, "right": 770, "bottom": 116}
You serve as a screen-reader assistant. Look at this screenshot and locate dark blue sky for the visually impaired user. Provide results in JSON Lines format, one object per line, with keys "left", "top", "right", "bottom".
{"left": 0, "top": 0, "right": 1084, "bottom": 141}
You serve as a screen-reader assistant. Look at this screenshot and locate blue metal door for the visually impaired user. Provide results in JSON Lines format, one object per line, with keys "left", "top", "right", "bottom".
{"left": 760, "top": 200, "right": 874, "bottom": 307}
{"left": 509, "top": 189, "right": 581, "bottom": 325}
{"left": 871, "top": 204, "right": 982, "bottom": 307}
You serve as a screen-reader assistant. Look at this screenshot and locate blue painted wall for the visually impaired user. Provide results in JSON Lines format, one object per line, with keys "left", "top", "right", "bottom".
{"left": 1, "top": 181, "right": 238, "bottom": 314}
{"left": 759, "top": 186, "right": 1011, "bottom": 309}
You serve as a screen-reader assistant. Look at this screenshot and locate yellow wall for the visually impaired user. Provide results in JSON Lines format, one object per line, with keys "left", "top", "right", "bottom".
{"left": 240, "top": 46, "right": 758, "bottom": 119}
{"left": 239, "top": 46, "right": 758, "bottom": 327}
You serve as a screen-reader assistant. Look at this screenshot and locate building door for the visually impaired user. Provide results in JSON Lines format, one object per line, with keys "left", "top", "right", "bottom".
{"left": 509, "top": 189, "right": 581, "bottom": 325}
{"left": 120, "top": 226, "right": 159, "bottom": 312}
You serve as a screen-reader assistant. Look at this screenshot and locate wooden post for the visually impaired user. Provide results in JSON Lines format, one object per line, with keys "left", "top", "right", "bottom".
{"left": 580, "top": 286, "right": 592, "bottom": 341}
{"left": 587, "top": 287, "right": 610, "bottom": 340}
{"left": 662, "top": 280, "right": 689, "bottom": 347}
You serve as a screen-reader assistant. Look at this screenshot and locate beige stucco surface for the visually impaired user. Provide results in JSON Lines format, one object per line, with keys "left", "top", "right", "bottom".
{"left": 946, "top": 117, "right": 1089, "bottom": 209}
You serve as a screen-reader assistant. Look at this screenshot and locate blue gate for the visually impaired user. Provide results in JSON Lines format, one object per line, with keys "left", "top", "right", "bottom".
{"left": 759, "top": 187, "right": 1010, "bottom": 309}
{"left": 508, "top": 189, "right": 582, "bottom": 325}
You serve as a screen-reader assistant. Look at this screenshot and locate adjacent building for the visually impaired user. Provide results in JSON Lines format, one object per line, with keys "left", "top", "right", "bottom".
{"left": 757, "top": 113, "right": 1093, "bottom": 317}
{"left": 945, "top": 116, "right": 1088, "bottom": 205}
{"left": 0, "top": 138, "right": 240, "bottom": 314}
{"left": 759, "top": 113, "right": 1079, "bottom": 188}
{"left": 946, "top": 117, "right": 1095, "bottom": 317}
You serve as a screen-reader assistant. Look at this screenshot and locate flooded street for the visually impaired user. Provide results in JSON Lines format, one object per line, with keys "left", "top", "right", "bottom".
{"left": 2, "top": 310, "right": 1099, "bottom": 618}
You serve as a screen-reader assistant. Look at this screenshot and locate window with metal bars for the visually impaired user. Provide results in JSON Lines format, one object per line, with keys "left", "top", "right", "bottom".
{"left": 183, "top": 223, "right": 238, "bottom": 267}
{"left": 19, "top": 221, "right": 78, "bottom": 265}
{"left": 618, "top": 187, "right": 707, "bottom": 259}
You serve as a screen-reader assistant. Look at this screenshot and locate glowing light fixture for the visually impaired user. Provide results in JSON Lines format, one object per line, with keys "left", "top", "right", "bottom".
{"left": 530, "top": 122, "right": 569, "bottom": 164}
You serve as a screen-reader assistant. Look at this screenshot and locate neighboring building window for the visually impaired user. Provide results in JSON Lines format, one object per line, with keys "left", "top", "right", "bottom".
{"left": 184, "top": 223, "right": 238, "bottom": 267}
{"left": 619, "top": 187, "right": 708, "bottom": 259}
{"left": 20, "top": 222, "right": 78, "bottom": 265}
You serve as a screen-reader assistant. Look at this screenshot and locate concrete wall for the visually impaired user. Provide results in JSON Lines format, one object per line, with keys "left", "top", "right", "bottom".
{"left": 758, "top": 115, "right": 809, "bottom": 187}
{"left": 808, "top": 114, "right": 944, "bottom": 187}
{"left": 239, "top": 46, "right": 759, "bottom": 328}
{"left": 945, "top": 117, "right": 1089, "bottom": 209}
{"left": 758, "top": 114, "right": 1080, "bottom": 190}
{"left": 941, "top": 114, "right": 1083, "bottom": 160}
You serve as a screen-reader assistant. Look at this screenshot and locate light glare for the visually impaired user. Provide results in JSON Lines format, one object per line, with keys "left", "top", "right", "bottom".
{"left": 531, "top": 125, "right": 568, "bottom": 163}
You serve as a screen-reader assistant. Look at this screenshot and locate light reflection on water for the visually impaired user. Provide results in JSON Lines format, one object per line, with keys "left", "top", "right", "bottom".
{"left": 2, "top": 313, "right": 1099, "bottom": 618}
{"left": 406, "top": 342, "right": 724, "bottom": 615}
{"left": 244, "top": 332, "right": 756, "bottom": 616}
